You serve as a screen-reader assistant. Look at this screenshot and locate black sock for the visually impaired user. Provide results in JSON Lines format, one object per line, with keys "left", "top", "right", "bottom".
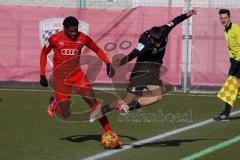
{"left": 224, "top": 103, "right": 231, "bottom": 114}
{"left": 128, "top": 100, "right": 142, "bottom": 111}
{"left": 101, "top": 104, "right": 114, "bottom": 114}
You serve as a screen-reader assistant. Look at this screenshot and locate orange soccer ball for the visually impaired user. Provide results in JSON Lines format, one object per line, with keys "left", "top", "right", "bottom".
{"left": 101, "top": 131, "right": 121, "bottom": 149}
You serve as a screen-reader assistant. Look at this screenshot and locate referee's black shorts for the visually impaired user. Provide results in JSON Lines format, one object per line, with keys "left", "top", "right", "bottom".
{"left": 228, "top": 58, "right": 240, "bottom": 79}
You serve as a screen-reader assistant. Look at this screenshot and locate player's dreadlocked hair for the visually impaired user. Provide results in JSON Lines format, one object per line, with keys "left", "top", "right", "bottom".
{"left": 63, "top": 16, "right": 79, "bottom": 28}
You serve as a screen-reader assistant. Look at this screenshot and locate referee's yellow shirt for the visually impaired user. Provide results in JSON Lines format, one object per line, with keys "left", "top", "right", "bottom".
{"left": 224, "top": 22, "right": 240, "bottom": 61}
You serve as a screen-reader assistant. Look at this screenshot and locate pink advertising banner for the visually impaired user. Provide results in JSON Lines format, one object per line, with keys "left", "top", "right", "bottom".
{"left": 0, "top": 5, "right": 182, "bottom": 84}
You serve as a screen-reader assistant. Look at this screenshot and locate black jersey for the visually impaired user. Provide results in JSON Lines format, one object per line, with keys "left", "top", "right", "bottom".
{"left": 123, "top": 13, "right": 188, "bottom": 64}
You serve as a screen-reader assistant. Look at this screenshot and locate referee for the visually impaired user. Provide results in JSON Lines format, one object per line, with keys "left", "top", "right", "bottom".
{"left": 214, "top": 9, "right": 240, "bottom": 121}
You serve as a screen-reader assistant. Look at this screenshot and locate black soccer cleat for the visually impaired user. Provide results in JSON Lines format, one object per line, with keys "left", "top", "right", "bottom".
{"left": 213, "top": 111, "right": 230, "bottom": 121}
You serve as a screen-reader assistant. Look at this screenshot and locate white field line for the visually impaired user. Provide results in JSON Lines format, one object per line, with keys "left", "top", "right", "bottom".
{"left": 82, "top": 110, "right": 240, "bottom": 160}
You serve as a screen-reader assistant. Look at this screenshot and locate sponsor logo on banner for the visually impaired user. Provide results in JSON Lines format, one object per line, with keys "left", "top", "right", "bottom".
{"left": 39, "top": 18, "right": 89, "bottom": 66}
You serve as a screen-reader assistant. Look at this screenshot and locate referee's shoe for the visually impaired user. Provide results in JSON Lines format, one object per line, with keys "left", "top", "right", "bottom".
{"left": 213, "top": 110, "right": 230, "bottom": 121}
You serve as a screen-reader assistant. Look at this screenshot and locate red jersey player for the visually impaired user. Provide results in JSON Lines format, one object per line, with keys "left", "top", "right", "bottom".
{"left": 39, "top": 16, "right": 116, "bottom": 134}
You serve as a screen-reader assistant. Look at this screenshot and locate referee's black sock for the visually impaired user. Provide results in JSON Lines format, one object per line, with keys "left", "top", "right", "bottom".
{"left": 224, "top": 103, "right": 231, "bottom": 115}
{"left": 128, "top": 100, "right": 142, "bottom": 111}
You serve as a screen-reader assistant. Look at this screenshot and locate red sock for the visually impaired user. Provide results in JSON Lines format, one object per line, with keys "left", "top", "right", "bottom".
{"left": 91, "top": 102, "right": 111, "bottom": 132}
{"left": 98, "top": 116, "right": 111, "bottom": 132}
{"left": 91, "top": 103, "right": 99, "bottom": 110}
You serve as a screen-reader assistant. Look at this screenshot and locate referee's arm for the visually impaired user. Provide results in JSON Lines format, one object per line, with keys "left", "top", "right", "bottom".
{"left": 234, "top": 25, "right": 240, "bottom": 61}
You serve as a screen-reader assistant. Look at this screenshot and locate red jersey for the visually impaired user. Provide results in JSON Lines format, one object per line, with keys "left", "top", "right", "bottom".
{"left": 40, "top": 31, "right": 109, "bottom": 76}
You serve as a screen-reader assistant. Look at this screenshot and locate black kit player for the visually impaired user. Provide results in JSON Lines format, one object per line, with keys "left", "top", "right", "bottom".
{"left": 90, "top": 9, "right": 197, "bottom": 122}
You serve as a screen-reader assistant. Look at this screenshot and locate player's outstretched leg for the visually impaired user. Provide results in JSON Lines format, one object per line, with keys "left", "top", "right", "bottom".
{"left": 90, "top": 85, "right": 163, "bottom": 122}
{"left": 89, "top": 99, "right": 143, "bottom": 122}
{"left": 90, "top": 101, "right": 115, "bottom": 123}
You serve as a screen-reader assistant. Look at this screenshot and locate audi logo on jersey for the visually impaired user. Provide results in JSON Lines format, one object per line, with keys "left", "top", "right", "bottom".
{"left": 61, "top": 49, "right": 79, "bottom": 55}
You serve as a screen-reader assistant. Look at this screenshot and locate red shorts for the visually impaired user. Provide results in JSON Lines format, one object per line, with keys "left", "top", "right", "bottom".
{"left": 52, "top": 68, "right": 93, "bottom": 101}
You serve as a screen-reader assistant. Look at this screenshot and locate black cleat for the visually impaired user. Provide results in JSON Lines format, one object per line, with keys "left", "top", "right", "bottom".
{"left": 213, "top": 111, "right": 230, "bottom": 121}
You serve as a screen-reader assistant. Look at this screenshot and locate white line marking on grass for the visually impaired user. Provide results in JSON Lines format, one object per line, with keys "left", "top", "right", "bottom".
{"left": 82, "top": 110, "right": 240, "bottom": 160}
{"left": 180, "top": 134, "right": 240, "bottom": 160}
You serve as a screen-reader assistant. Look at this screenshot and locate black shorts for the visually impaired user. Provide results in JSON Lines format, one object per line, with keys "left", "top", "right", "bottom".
{"left": 127, "top": 62, "right": 163, "bottom": 95}
{"left": 228, "top": 58, "right": 240, "bottom": 79}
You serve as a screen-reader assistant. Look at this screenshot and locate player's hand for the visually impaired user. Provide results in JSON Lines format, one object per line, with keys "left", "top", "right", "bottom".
{"left": 40, "top": 75, "right": 48, "bottom": 87}
{"left": 106, "top": 63, "right": 115, "bottom": 78}
{"left": 186, "top": 9, "right": 197, "bottom": 17}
